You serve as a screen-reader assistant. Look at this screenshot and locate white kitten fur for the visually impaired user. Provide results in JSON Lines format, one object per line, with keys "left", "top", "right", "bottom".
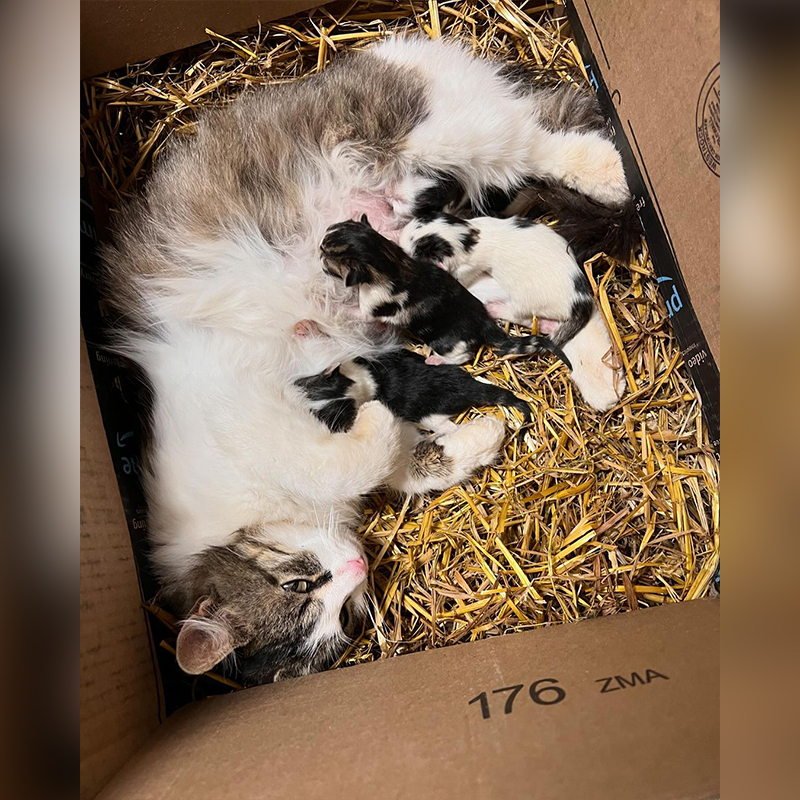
{"left": 470, "top": 279, "right": 624, "bottom": 412}
{"left": 401, "top": 216, "right": 581, "bottom": 324}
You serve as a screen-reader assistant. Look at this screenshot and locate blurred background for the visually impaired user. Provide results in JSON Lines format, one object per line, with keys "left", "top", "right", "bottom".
{"left": 0, "top": 1, "right": 76, "bottom": 799}
{"left": 725, "top": 2, "right": 800, "bottom": 798}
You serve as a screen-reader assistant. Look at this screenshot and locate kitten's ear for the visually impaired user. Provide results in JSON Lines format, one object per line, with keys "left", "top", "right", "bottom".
{"left": 360, "top": 213, "right": 371, "bottom": 227}
{"left": 344, "top": 267, "right": 365, "bottom": 287}
{"left": 176, "top": 597, "right": 236, "bottom": 675}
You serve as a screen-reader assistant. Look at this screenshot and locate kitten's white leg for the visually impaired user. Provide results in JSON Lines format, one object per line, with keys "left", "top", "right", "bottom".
{"left": 387, "top": 417, "right": 505, "bottom": 495}
{"left": 451, "top": 262, "right": 486, "bottom": 285}
{"left": 466, "top": 275, "right": 508, "bottom": 300}
{"left": 290, "top": 401, "right": 403, "bottom": 504}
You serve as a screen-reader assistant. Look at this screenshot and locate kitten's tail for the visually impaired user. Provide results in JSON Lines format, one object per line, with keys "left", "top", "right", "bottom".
{"left": 522, "top": 180, "right": 642, "bottom": 265}
{"left": 488, "top": 328, "right": 572, "bottom": 371}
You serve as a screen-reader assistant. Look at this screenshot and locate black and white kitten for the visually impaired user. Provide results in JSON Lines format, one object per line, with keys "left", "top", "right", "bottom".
{"left": 320, "top": 216, "right": 571, "bottom": 369}
{"left": 296, "top": 349, "right": 531, "bottom": 434}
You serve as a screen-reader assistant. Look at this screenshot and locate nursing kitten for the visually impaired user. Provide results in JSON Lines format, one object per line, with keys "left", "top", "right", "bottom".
{"left": 100, "top": 35, "right": 631, "bottom": 683}
{"left": 320, "top": 216, "right": 571, "bottom": 369}
{"left": 296, "top": 348, "right": 531, "bottom": 434}
{"left": 401, "top": 212, "right": 594, "bottom": 347}
{"left": 401, "top": 212, "right": 624, "bottom": 411}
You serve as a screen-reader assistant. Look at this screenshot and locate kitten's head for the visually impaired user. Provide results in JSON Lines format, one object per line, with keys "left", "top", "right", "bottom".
{"left": 320, "top": 215, "right": 404, "bottom": 287}
{"left": 399, "top": 213, "right": 479, "bottom": 270}
{"left": 295, "top": 365, "right": 355, "bottom": 401}
{"left": 174, "top": 523, "right": 369, "bottom": 685}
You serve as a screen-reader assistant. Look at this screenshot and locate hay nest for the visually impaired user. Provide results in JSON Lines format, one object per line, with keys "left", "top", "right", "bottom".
{"left": 81, "top": 0, "right": 719, "bottom": 687}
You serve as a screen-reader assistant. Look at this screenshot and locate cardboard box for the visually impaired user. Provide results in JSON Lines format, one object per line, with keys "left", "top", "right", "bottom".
{"left": 96, "top": 597, "right": 719, "bottom": 800}
{"left": 80, "top": 3, "right": 720, "bottom": 798}
{"left": 566, "top": 0, "right": 720, "bottom": 450}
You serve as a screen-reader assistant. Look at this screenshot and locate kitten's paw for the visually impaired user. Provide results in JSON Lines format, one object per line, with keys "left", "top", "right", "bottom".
{"left": 425, "top": 354, "right": 446, "bottom": 366}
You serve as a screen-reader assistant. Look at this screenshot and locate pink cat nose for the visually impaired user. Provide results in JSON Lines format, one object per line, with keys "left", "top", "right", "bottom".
{"left": 346, "top": 557, "right": 367, "bottom": 576}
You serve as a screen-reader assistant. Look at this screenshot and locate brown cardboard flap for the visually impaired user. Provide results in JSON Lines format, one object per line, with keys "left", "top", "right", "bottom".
{"left": 572, "top": 0, "right": 720, "bottom": 363}
{"left": 98, "top": 598, "right": 719, "bottom": 800}
{"left": 80, "top": 330, "right": 160, "bottom": 800}
{"left": 81, "top": 1, "right": 321, "bottom": 78}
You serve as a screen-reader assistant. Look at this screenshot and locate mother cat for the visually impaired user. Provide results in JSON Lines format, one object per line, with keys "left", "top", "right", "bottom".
{"left": 102, "top": 35, "right": 630, "bottom": 684}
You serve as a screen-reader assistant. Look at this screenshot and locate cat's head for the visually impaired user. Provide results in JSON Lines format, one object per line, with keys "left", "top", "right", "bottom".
{"left": 174, "top": 523, "right": 369, "bottom": 685}
{"left": 320, "top": 214, "right": 403, "bottom": 287}
{"left": 399, "top": 212, "right": 479, "bottom": 270}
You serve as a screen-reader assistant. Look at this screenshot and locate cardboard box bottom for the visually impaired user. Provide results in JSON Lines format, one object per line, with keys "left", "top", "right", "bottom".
{"left": 98, "top": 598, "right": 719, "bottom": 800}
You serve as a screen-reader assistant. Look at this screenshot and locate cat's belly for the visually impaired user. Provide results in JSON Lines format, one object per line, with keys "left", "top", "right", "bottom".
{"left": 342, "top": 190, "right": 404, "bottom": 240}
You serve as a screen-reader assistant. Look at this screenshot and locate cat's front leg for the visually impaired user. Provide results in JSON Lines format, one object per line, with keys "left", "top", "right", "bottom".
{"left": 387, "top": 417, "right": 504, "bottom": 496}
{"left": 294, "top": 401, "right": 403, "bottom": 505}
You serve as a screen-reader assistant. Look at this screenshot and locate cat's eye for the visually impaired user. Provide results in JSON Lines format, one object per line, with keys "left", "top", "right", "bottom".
{"left": 339, "top": 603, "right": 350, "bottom": 630}
{"left": 281, "top": 579, "right": 313, "bottom": 594}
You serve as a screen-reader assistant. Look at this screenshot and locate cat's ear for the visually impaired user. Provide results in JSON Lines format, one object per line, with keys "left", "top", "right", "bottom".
{"left": 176, "top": 597, "right": 236, "bottom": 674}
{"left": 274, "top": 661, "right": 312, "bottom": 682}
{"left": 360, "top": 213, "right": 371, "bottom": 227}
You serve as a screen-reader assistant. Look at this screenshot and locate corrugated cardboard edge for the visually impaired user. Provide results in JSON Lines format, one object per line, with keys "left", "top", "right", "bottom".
{"left": 81, "top": 0, "right": 321, "bottom": 78}
{"left": 80, "top": 329, "right": 161, "bottom": 800}
{"left": 566, "top": 0, "right": 720, "bottom": 451}
{"left": 97, "top": 598, "right": 719, "bottom": 800}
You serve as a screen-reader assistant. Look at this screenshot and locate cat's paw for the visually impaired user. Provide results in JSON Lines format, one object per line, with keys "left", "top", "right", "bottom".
{"left": 439, "top": 416, "right": 505, "bottom": 471}
{"left": 569, "top": 353, "right": 625, "bottom": 412}
{"left": 353, "top": 400, "right": 398, "bottom": 439}
{"left": 567, "top": 135, "right": 630, "bottom": 208}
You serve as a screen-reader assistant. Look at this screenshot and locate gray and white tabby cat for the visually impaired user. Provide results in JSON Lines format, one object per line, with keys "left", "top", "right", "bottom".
{"left": 101, "top": 35, "right": 630, "bottom": 684}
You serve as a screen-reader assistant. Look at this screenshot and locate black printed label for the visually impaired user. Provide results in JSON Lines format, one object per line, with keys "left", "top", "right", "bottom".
{"left": 469, "top": 669, "right": 669, "bottom": 720}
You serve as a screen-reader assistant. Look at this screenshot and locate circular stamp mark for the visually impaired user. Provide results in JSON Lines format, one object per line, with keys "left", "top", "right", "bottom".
{"left": 696, "top": 63, "right": 720, "bottom": 177}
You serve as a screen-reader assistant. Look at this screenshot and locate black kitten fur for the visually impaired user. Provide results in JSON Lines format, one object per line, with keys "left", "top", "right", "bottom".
{"left": 320, "top": 217, "right": 571, "bottom": 369}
